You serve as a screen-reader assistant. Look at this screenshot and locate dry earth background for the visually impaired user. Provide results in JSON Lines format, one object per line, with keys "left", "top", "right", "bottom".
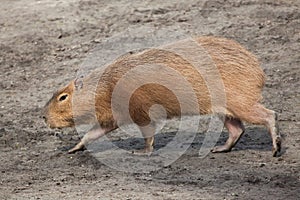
{"left": 0, "top": 0, "right": 300, "bottom": 199}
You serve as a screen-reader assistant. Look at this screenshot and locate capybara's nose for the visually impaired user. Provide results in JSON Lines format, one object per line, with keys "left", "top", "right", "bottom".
{"left": 41, "top": 107, "right": 47, "bottom": 121}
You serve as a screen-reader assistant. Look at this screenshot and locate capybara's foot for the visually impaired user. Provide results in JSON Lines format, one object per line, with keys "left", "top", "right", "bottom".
{"left": 272, "top": 136, "right": 281, "bottom": 157}
{"left": 132, "top": 146, "right": 153, "bottom": 156}
{"left": 211, "top": 145, "right": 232, "bottom": 153}
{"left": 68, "top": 142, "right": 85, "bottom": 154}
{"left": 211, "top": 117, "right": 244, "bottom": 154}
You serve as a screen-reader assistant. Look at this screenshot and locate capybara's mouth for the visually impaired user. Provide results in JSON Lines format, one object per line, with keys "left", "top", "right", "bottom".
{"left": 45, "top": 122, "right": 57, "bottom": 129}
{"left": 43, "top": 119, "right": 61, "bottom": 129}
{"left": 46, "top": 123, "right": 68, "bottom": 129}
{"left": 43, "top": 115, "right": 74, "bottom": 129}
{"left": 46, "top": 121, "right": 75, "bottom": 129}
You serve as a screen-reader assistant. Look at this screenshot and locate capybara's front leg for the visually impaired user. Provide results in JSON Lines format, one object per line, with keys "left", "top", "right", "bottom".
{"left": 132, "top": 124, "right": 155, "bottom": 155}
{"left": 212, "top": 117, "right": 245, "bottom": 153}
{"left": 68, "top": 126, "right": 115, "bottom": 153}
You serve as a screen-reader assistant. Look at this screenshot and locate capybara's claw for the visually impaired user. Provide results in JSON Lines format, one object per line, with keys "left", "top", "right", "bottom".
{"left": 211, "top": 145, "right": 232, "bottom": 153}
{"left": 68, "top": 142, "right": 85, "bottom": 154}
{"left": 132, "top": 146, "right": 153, "bottom": 156}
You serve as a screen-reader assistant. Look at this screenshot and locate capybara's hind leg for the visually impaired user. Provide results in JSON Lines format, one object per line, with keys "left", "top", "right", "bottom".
{"left": 132, "top": 124, "right": 155, "bottom": 155}
{"left": 242, "top": 103, "right": 281, "bottom": 157}
{"left": 212, "top": 117, "right": 245, "bottom": 153}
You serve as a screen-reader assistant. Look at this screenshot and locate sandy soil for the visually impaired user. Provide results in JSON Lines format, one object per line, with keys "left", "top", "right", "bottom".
{"left": 0, "top": 0, "right": 299, "bottom": 199}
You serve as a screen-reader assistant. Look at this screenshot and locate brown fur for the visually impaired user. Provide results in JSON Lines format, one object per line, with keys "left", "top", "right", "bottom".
{"left": 43, "top": 36, "right": 281, "bottom": 156}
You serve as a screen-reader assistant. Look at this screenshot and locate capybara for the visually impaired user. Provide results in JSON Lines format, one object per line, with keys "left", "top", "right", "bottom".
{"left": 43, "top": 36, "right": 281, "bottom": 157}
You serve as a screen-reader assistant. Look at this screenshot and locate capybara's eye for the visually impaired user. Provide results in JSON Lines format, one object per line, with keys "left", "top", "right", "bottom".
{"left": 58, "top": 94, "right": 68, "bottom": 102}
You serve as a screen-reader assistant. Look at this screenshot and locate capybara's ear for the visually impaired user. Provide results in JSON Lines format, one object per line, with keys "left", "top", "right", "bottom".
{"left": 74, "top": 77, "right": 83, "bottom": 90}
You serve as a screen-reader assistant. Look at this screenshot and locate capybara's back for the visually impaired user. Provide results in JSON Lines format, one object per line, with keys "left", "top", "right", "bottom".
{"left": 96, "top": 36, "right": 264, "bottom": 124}
{"left": 44, "top": 36, "right": 281, "bottom": 156}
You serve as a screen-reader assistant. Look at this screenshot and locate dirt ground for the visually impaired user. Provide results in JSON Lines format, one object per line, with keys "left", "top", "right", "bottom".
{"left": 0, "top": 0, "right": 299, "bottom": 199}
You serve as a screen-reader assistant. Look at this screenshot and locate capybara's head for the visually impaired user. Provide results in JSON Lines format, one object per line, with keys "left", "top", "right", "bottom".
{"left": 43, "top": 81, "right": 75, "bottom": 128}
